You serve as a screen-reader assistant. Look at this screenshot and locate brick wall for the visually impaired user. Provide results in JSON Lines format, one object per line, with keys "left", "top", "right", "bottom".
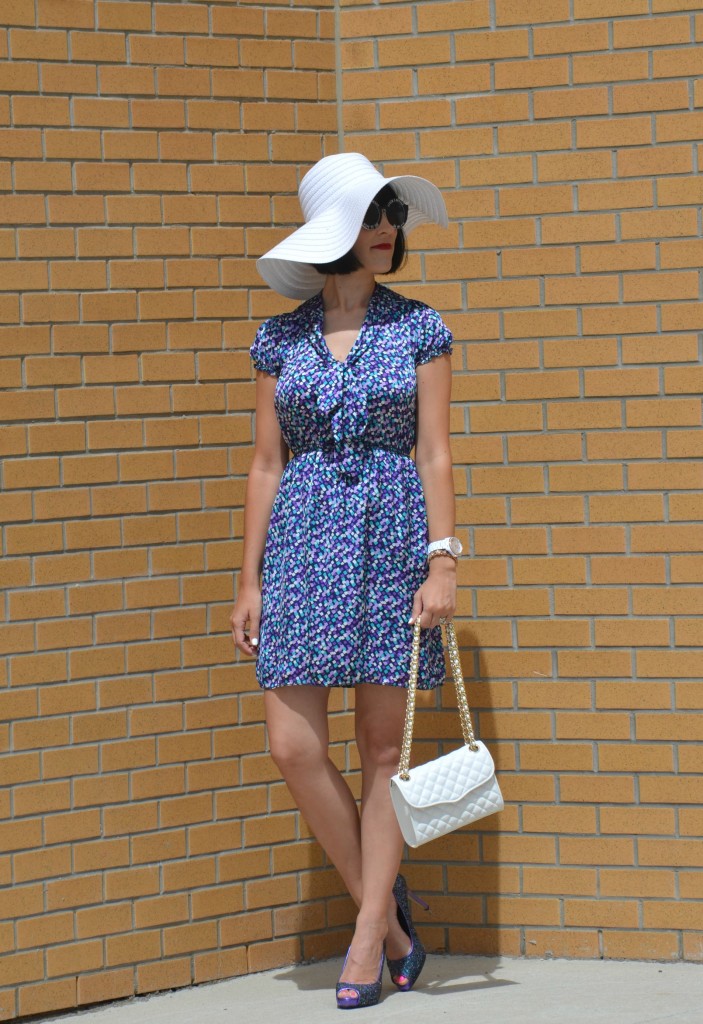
{"left": 340, "top": 0, "right": 703, "bottom": 965}
{"left": 1, "top": 0, "right": 702, "bottom": 1019}
{"left": 0, "top": 1, "right": 336, "bottom": 1019}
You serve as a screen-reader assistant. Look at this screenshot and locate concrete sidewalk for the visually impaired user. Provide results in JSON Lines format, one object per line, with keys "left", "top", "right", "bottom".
{"left": 38, "top": 955, "right": 703, "bottom": 1024}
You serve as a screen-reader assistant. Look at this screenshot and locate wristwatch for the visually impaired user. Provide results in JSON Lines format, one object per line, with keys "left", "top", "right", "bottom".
{"left": 427, "top": 536, "right": 463, "bottom": 560}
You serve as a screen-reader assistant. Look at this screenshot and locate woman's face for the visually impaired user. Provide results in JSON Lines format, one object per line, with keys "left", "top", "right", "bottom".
{"left": 351, "top": 194, "right": 398, "bottom": 275}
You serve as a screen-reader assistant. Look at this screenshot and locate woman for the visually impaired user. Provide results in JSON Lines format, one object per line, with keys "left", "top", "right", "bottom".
{"left": 231, "top": 152, "right": 460, "bottom": 1009}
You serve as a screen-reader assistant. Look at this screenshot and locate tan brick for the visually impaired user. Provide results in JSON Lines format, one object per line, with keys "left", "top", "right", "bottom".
{"left": 293, "top": 41, "right": 334, "bottom": 73}
{"left": 0, "top": 198, "right": 44, "bottom": 233}
{"left": 19, "top": 976, "right": 77, "bottom": 1018}
{"left": 541, "top": 21, "right": 609, "bottom": 56}
{"left": 605, "top": 931, "right": 680, "bottom": 962}
{"left": 523, "top": 928, "right": 599, "bottom": 959}
{"left": 593, "top": 495, "right": 667, "bottom": 524}
{"left": 72, "top": 773, "right": 129, "bottom": 810}
{"left": 626, "top": 331, "right": 699, "bottom": 364}
{"left": 43, "top": 129, "right": 100, "bottom": 160}
{"left": 0, "top": 4, "right": 31, "bottom": 34}
{"left": 558, "top": 650, "right": 633, "bottom": 678}
{"left": 379, "top": 34, "right": 452, "bottom": 69}
{"left": 575, "top": 0, "right": 648, "bottom": 15}
{"left": 560, "top": 837, "right": 635, "bottom": 866}
{"left": 127, "top": 33, "right": 182, "bottom": 67}
{"left": 615, "top": 81, "right": 690, "bottom": 117}
{"left": 654, "top": 40, "right": 703, "bottom": 77}
{"left": 76, "top": 227, "right": 132, "bottom": 258}
{"left": 13, "top": 715, "right": 70, "bottom": 751}
{"left": 137, "top": 958, "right": 191, "bottom": 996}
{"left": 72, "top": 96, "right": 129, "bottom": 128}
{"left": 565, "top": 899, "right": 640, "bottom": 929}
{"left": 10, "top": 28, "right": 68, "bottom": 60}
{"left": 597, "top": 684, "right": 675, "bottom": 716}
{"left": 0, "top": 59, "right": 38, "bottom": 92}
{"left": 36, "top": 0, "right": 93, "bottom": 28}
{"left": 657, "top": 175, "right": 703, "bottom": 211}
{"left": 104, "top": 866, "right": 159, "bottom": 901}
{"left": 106, "top": 929, "right": 161, "bottom": 967}
{"left": 614, "top": 14, "right": 690, "bottom": 49}
{"left": 623, "top": 143, "right": 693, "bottom": 181}
{"left": 71, "top": 29, "right": 124, "bottom": 62}
{"left": 274, "top": 901, "right": 327, "bottom": 938}
{"left": 5, "top": 521, "right": 64, "bottom": 556}
{"left": 523, "top": 867, "right": 597, "bottom": 896}
{"left": 37, "top": 675, "right": 94, "bottom": 716}
{"left": 496, "top": 57, "right": 570, "bottom": 97}
{"left": 458, "top": 155, "right": 527, "bottom": 191}
{"left": 60, "top": 386, "right": 113, "bottom": 422}
{"left": 0, "top": 949, "right": 44, "bottom": 986}
{"left": 131, "top": 99, "right": 185, "bottom": 130}
{"left": 187, "top": 36, "right": 242, "bottom": 68}
{"left": 41, "top": 61, "right": 98, "bottom": 94}
{"left": 419, "top": 65, "right": 489, "bottom": 97}
{"left": 14, "top": 780, "right": 71, "bottom": 818}
{"left": 77, "top": 967, "right": 133, "bottom": 1007}
{"left": 379, "top": 100, "right": 452, "bottom": 130}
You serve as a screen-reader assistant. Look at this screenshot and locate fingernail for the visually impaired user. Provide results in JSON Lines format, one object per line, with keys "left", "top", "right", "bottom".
{"left": 251, "top": 638, "right": 259, "bottom": 646}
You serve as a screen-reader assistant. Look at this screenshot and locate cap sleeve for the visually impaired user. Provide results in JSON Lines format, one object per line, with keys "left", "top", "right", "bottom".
{"left": 249, "top": 318, "right": 283, "bottom": 377}
{"left": 415, "top": 306, "right": 453, "bottom": 367}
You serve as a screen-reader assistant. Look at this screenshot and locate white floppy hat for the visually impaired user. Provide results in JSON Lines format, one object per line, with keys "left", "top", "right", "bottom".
{"left": 256, "top": 152, "right": 448, "bottom": 299}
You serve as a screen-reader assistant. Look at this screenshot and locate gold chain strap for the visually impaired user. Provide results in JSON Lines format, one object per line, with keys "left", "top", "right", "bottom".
{"left": 397, "top": 618, "right": 478, "bottom": 781}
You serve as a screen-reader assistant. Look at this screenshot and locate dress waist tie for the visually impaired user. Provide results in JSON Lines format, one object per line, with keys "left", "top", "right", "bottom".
{"left": 291, "top": 440, "right": 411, "bottom": 483}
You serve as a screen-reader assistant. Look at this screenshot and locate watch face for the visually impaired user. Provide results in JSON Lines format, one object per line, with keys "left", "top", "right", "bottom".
{"left": 449, "top": 537, "right": 463, "bottom": 556}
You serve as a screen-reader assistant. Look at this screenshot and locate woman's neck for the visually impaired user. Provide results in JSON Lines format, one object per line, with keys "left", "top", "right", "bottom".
{"left": 321, "top": 270, "right": 376, "bottom": 314}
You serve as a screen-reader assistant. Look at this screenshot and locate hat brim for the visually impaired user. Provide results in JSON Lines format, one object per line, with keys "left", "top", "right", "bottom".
{"left": 257, "top": 172, "right": 448, "bottom": 300}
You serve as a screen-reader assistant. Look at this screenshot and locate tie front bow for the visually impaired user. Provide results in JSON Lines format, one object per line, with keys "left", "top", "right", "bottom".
{"left": 315, "top": 361, "right": 369, "bottom": 482}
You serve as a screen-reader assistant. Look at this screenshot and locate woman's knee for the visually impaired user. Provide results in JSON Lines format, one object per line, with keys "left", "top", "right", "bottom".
{"left": 264, "top": 688, "right": 330, "bottom": 776}
{"left": 268, "top": 729, "right": 327, "bottom": 775}
{"left": 354, "top": 683, "right": 406, "bottom": 769}
{"left": 355, "top": 722, "right": 402, "bottom": 770}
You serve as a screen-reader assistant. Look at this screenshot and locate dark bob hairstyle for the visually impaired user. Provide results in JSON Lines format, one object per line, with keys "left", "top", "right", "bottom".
{"left": 312, "top": 184, "right": 407, "bottom": 277}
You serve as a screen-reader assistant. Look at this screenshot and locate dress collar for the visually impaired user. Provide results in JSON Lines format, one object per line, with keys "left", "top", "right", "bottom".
{"left": 306, "top": 284, "right": 395, "bottom": 367}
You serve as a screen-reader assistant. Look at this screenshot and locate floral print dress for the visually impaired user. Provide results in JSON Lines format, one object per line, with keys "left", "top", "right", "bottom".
{"left": 249, "top": 283, "right": 453, "bottom": 690}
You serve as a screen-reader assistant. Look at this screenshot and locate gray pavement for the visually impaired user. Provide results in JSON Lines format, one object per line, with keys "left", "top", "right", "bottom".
{"left": 39, "top": 955, "right": 703, "bottom": 1024}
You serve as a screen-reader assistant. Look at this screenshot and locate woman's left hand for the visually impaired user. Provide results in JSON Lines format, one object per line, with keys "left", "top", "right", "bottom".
{"left": 409, "top": 558, "right": 457, "bottom": 629}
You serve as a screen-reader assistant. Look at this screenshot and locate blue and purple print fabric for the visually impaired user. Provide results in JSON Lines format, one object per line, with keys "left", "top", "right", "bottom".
{"left": 249, "top": 283, "right": 453, "bottom": 690}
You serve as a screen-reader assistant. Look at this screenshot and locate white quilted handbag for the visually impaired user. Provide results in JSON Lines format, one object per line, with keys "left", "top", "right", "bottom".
{"left": 390, "top": 619, "right": 504, "bottom": 848}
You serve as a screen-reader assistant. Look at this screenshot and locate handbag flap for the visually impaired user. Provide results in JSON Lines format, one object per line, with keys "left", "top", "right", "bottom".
{"left": 393, "top": 741, "right": 496, "bottom": 809}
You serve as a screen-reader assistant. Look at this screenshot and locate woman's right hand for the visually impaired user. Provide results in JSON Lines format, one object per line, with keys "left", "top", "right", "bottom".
{"left": 230, "top": 583, "right": 262, "bottom": 657}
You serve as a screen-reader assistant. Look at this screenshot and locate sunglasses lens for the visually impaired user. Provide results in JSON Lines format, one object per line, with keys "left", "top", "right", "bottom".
{"left": 386, "top": 199, "right": 408, "bottom": 227}
{"left": 362, "top": 201, "right": 381, "bottom": 230}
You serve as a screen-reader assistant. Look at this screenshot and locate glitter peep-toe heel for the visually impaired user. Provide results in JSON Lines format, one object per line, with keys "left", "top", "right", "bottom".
{"left": 387, "top": 874, "right": 428, "bottom": 991}
{"left": 336, "top": 944, "right": 385, "bottom": 1010}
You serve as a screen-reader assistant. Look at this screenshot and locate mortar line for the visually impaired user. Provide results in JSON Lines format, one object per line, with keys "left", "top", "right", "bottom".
{"left": 334, "top": 0, "right": 345, "bottom": 151}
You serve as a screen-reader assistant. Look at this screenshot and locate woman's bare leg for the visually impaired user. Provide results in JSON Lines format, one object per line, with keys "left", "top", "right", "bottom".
{"left": 337, "top": 683, "right": 411, "bottom": 993}
{"left": 265, "top": 685, "right": 411, "bottom": 998}
{"left": 264, "top": 687, "right": 363, "bottom": 898}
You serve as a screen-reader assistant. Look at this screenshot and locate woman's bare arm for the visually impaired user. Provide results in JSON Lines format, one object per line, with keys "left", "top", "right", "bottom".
{"left": 231, "top": 371, "right": 288, "bottom": 655}
{"left": 411, "top": 352, "right": 457, "bottom": 628}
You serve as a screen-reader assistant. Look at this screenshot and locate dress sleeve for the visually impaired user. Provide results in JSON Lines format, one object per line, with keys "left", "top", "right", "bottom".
{"left": 414, "top": 306, "right": 453, "bottom": 367}
{"left": 249, "top": 317, "right": 283, "bottom": 377}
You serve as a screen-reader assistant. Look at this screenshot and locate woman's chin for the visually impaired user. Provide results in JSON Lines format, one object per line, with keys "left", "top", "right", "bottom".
{"left": 368, "top": 254, "right": 393, "bottom": 275}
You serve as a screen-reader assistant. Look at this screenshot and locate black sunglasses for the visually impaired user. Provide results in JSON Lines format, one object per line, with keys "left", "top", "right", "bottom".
{"left": 362, "top": 197, "right": 409, "bottom": 231}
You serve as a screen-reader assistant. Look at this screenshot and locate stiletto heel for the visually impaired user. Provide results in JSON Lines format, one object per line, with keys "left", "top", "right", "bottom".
{"left": 336, "top": 944, "right": 385, "bottom": 1010}
{"left": 408, "top": 887, "right": 430, "bottom": 912}
{"left": 387, "top": 874, "right": 427, "bottom": 992}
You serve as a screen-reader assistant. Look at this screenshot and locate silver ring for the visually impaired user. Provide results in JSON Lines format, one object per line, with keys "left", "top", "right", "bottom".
{"left": 439, "top": 617, "right": 448, "bottom": 624}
